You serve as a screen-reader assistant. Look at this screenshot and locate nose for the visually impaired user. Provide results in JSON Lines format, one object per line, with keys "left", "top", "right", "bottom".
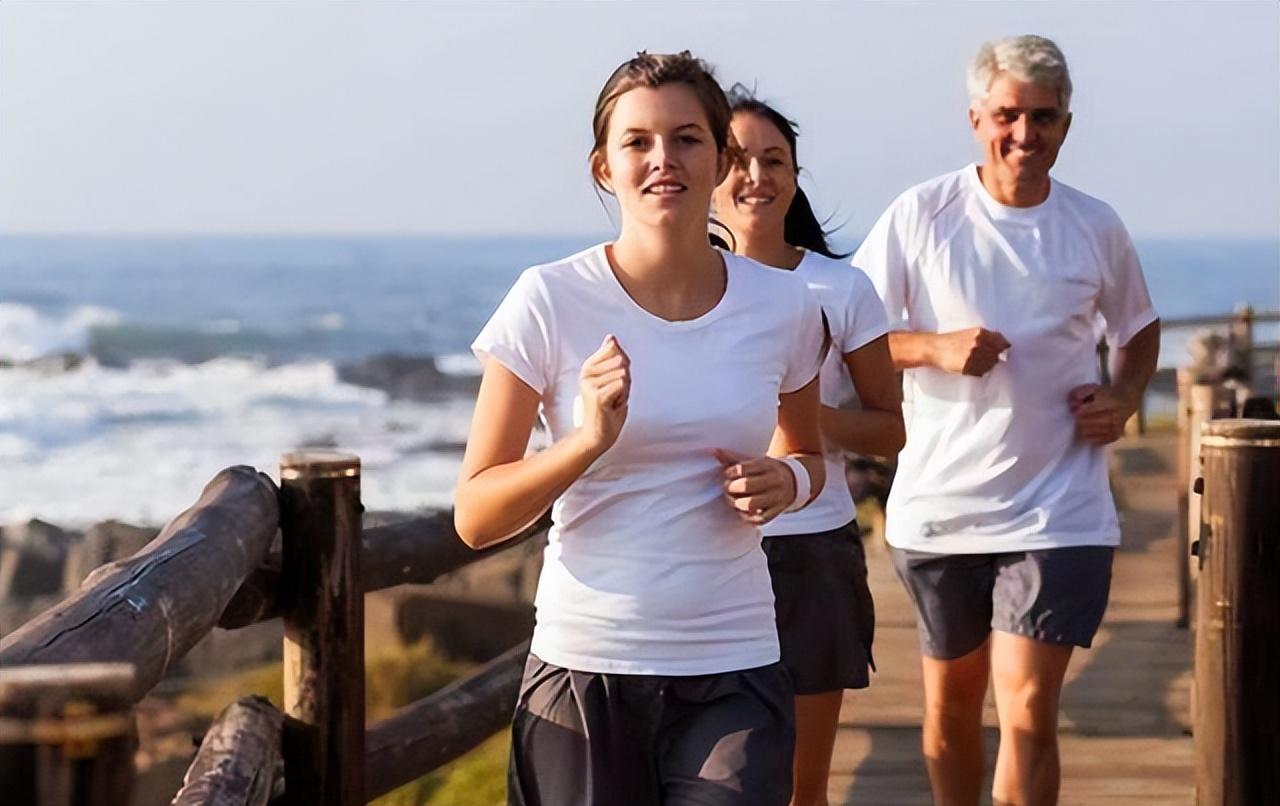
{"left": 651, "top": 136, "right": 675, "bottom": 171}
{"left": 747, "top": 157, "right": 764, "bottom": 184}
{"left": 1010, "top": 114, "right": 1032, "bottom": 143}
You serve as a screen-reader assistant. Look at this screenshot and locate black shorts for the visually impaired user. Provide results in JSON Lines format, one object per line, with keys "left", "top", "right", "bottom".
{"left": 891, "top": 545, "right": 1115, "bottom": 660}
{"left": 509, "top": 654, "right": 795, "bottom": 806}
{"left": 763, "top": 521, "right": 876, "bottom": 694}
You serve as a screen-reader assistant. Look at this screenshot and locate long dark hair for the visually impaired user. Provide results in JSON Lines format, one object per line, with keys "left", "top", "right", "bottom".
{"left": 726, "top": 85, "right": 848, "bottom": 259}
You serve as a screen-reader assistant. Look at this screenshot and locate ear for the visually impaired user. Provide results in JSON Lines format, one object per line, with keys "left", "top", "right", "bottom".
{"left": 591, "top": 152, "right": 615, "bottom": 195}
{"left": 968, "top": 105, "right": 980, "bottom": 131}
{"left": 1061, "top": 111, "right": 1073, "bottom": 141}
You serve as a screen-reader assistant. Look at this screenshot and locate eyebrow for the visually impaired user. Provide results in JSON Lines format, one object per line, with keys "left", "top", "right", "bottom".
{"left": 993, "top": 105, "right": 1062, "bottom": 114}
{"left": 620, "top": 122, "right": 709, "bottom": 135}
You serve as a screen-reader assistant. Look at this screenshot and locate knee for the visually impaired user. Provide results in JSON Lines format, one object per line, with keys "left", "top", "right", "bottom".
{"left": 998, "top": 679, "right": 1060, "bottom": 738}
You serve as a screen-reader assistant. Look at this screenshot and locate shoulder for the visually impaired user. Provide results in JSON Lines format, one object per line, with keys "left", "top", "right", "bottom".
{"left": 798, "top": 252, "right": 875, "bottom": 299}
{"left": 727, "top": 251, "right": 815, "bottom": 316}
{"left": 888, "top": 166, "right": 974, "bottom": 223}
{"left": 513, "top": 243, "right": 607, "bottom": 300}
{"left": 1051, "top": 179, "right": 1128, "bottom": 235}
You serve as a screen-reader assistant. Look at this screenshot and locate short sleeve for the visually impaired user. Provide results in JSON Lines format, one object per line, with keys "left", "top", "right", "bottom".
{"left": 852, "top": 195, "right": 913, "bottom": 330}
{"left": 781, "top": 282, "right": 826, "bottom": 394}
{"left": 839, "top": 268, "right": 891, "bottom": 354}
{"left": 471, "top": 268, "right": 555, "bottom": 394}
{"left": 1097, "top": 216, "right": 1158, "bottom": 347}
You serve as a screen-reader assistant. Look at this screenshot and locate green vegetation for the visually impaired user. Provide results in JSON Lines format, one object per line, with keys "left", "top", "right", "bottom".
{"left": 372, "top": 730, "right": 509, "bottom": 806}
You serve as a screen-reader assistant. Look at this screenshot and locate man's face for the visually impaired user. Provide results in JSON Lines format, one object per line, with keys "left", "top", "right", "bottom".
{"left": 969, "top": 73, "right": 1071, "bottom": 184}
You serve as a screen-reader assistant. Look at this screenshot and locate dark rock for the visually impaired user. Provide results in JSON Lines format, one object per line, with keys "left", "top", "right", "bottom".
{"left": 337, "top": 353, "right": 479, "bottom": 402}
{"left": 63, "top": 520, "right": 159, "bottom": 591}
{"left": 0, "top": 352, "right": 88, "bottom": 373}
{"left": 0, "top": 519, "right": 81, "bottom": 599}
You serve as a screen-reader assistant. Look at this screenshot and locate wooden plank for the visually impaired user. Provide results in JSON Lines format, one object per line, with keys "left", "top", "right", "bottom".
{"left": 0, "top": 468, "right": 279, "bottom": 703}
{"left": 170, "top": 696, "right": 284, "bottom": 806}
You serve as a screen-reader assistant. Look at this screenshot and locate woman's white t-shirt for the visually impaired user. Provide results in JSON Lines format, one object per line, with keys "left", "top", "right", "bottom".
{"left": 472, "top": 244, "right": 824, "bottom": 675}
{"left": 761, "top": 251, "right": 889, "bottom": 537}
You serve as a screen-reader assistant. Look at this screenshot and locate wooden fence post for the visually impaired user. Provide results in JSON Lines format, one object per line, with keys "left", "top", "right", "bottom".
{"left": 1176, "top": 368, "right": 1193, "bottom": 628}
{"left": 1193, "top": 419, "right": 1280, "bottom": 806}
{"left": 1186, "top": 380, "right": 1231, "bottom": 626}
{"left": 0, "top": 663, "right": 137, "bottom": 806}
{"left": 278, "top": 452, "right": 364, "bottom": 806}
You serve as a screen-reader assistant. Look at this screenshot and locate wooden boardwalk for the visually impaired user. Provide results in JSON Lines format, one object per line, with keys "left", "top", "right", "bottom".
{"left": 830, "top": 432, "right": 1195, "bottom": 804}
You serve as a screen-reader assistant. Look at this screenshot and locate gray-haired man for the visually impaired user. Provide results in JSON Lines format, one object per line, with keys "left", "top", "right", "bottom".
{"left": 855, "top": 35, "right": 1161, "bottom": 805}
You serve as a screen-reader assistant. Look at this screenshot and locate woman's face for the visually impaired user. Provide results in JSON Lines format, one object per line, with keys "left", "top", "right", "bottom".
{"left": 596, "top": 84, "right": 727, "bottom": 231}
{"left": 712, "top": 112, "right": 797, "bottom": 241}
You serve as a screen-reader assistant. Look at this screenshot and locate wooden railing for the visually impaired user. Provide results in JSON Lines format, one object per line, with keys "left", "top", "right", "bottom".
{"left": 0, "top": 455, "right": 550, "bottom": 806}
{"left": 1, "top": 307, "right": 1276, "bottom": 806}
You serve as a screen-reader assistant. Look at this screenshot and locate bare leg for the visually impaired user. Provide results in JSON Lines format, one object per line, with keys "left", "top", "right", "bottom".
{"left": 790, "top": 691, "right": 844, "bottom": 806}
{"left": 920, "top": 638, "right": 991, "bottom": 806}
{"left": 989, "top": 631, "right": 1074, "bottom": 806}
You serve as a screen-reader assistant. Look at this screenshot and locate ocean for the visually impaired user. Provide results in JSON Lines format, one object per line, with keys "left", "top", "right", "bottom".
{"left": 1, "top": 234, "right": 1276, "bottom": 527}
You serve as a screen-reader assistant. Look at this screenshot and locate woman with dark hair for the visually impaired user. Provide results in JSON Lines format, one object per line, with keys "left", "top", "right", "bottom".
{"left": 456, "top": 54, "right": 828, "bottom": 806}
{"left": 712, "top": 88, "right": 905, "bottom": 806}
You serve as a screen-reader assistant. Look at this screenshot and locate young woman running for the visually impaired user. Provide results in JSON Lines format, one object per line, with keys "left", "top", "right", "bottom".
{"left": 712, "top": 89, "right": 905, "bottom": 806}
{"left": 455, "top": 53, "right": 828, "bottom": 806}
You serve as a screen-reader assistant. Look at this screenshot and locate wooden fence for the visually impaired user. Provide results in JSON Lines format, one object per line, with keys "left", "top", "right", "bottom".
{"left": 0, "top": 455, "right": 550, "bottom": 806}
{"left": 0, "top": 308, "right": 1276, "bottom": 806}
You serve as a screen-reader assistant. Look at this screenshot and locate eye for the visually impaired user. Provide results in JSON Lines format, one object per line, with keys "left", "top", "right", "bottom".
{"left": 997, "top": 110, "right": 1019, "bottom": 125}
{"left": 679, "top": 134, "right": 703, "bottom": 145}
{"left": 766, "top": 158, "right": 785, "bottom": 168}
{"left": 1032, "top": 109, "right": 1061, "bottom": 125}
{"left": 621, "top": 137, "right": 645, "bottom": 149}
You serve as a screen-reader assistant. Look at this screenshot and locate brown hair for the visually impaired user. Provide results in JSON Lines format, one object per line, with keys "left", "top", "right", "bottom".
{"left": 589, "top": 51, "right": 732, "bottom": 193}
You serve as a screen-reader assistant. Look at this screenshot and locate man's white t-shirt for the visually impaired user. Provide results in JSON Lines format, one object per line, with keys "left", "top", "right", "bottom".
{"left": 472, "top": 244, "right": 824, "bottom": 675}
{"left": 762, "top": 251, "right": 889, "bottom": 537}
{"left": 854, "top": 165, "right": 1158, "bottom": 554}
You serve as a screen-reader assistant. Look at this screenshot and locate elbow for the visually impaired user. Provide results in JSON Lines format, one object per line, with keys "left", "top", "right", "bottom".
{"left": 888, "top": 416, "right": 907, "bottom": 453}
{"left": 452, "top": 492, "right": 493, "bottom": 550}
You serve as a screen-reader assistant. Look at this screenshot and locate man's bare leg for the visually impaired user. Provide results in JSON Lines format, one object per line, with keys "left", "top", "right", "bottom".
{"left": 920, "top": 638, "right": 991, "bottom": 806}
{"left": 989, "top": 631, "right": 1074, "bottom": 806}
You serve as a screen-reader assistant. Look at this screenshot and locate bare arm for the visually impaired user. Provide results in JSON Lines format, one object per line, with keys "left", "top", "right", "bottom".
{"left": 455, "top": 337, "right": 630, "bottom": 548}
{"left": 819, "top": 335, "right": 905, "bottom": 456}
{"left": 1068, "top": 319, "right": 1161, "bottom": 445}
{"left": 886, "top": 327, "right": 1011, "bottom": 374}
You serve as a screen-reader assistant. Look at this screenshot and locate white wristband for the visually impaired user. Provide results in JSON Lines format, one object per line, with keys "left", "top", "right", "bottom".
{"left": 778, "top": 456, "right": 812, "bottom": 513}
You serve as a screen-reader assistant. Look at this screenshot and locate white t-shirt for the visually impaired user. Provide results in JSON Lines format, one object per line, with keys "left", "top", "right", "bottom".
{"left": 762, "top": 251, "right": 889, "bottom": 537}
{"left": 472, "top": 243, "right": 824, "bottom": 675}
{"left": 854, "top": 165, "right": 1158, "bottom": 554}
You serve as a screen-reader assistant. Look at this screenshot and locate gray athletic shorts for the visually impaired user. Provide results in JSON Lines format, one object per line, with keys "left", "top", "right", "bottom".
{"left": 891, "top": 545, "right": 1115, "bottom": 660}
{"left": 763, "top": 521, "right": 876, "bottom": 693}
{"left": 509, "top": 653, "right": 795, "bottom": 806}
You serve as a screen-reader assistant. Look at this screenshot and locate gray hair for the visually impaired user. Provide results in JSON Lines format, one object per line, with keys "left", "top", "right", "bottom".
{"left": 967, "top": 35, "right": 1073, "bottom": 110}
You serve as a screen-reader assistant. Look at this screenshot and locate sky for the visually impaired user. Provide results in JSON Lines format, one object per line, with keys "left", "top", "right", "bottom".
{"left": 1, "top": 1, "right": 1278, "bottom": 240}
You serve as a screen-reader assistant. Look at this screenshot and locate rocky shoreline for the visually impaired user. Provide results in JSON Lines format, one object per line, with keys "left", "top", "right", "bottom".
{"left": 0, "top": 348, "right": 480, "bottom": 403}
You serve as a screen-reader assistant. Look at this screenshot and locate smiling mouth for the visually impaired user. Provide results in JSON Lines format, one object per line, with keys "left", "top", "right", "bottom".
{"left": 643, "top": 181, "right": 687, "bottom": 195}
{"left": 736, "top": 194, "right": 776, "bottom": 207}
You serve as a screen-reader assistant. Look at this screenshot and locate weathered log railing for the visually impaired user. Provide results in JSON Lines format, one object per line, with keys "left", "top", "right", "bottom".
{"left": 0, "top": 453, "right": 550, "bottom": 806}
{"left": 1, "top": 309, "right": 1275, "bottom": 805}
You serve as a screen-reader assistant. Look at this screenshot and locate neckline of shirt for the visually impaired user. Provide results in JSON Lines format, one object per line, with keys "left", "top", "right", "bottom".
{"left": 589, "top": 242, "right": 736, "bottom": 330}
{"left": 965, "top": 163, "right": 1058, "bottom": 223}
